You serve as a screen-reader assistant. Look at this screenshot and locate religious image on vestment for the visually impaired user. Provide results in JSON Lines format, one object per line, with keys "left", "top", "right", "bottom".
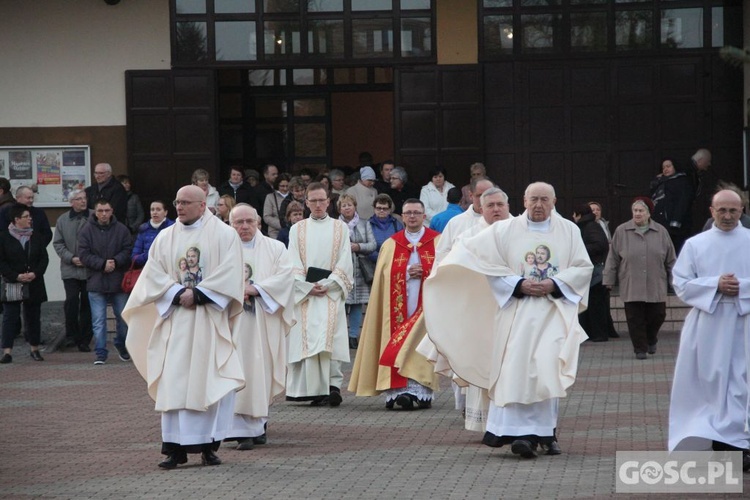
{"left": 177, "top": 245, "right": 203, "bottom": 289}
{"left": 243, "top": 262, "right": 255, "bottom": 314}
{"left": 521, "top": 244, "right": 559, "bottom": 281}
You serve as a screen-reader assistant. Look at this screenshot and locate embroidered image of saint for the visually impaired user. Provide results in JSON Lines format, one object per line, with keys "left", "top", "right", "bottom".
{"left": 521, "top": 244, "right": 559, "bottom": 282}
{"left": 177, "top": 246, "right": 203, "bottom": 288}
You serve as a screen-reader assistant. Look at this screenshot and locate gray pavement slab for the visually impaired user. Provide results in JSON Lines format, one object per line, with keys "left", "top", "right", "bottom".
{"left": 1, "top": 301, "right": 748, "bottom": 498}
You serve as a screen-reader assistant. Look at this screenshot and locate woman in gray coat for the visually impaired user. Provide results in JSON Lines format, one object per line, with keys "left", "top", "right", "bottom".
{"left": 603, "top": 197, "right": 676, "bottom": 360}
{"left": 338, "top": 193, "right": 376, "bottom": 349}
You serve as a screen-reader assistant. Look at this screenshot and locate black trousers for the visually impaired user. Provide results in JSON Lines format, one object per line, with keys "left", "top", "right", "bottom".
{"left": 623, "top": 301, "right": 666, "bottom": 354}
{"left": 579, "top": 282, "right": 610, "bottom": 341}
{"left": 1, "top": 301, "right": 41, "bottom": 349}
{"left": 63, "top": 278, "right": 92, "bottom": 345}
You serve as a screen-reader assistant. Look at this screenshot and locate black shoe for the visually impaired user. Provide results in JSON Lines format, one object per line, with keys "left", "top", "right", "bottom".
{"left": 349, "top": 337, "right": 358, "bottom": 349}
{"left": 510, "top": 439, "right": 538, "bottom": 459}
{"left": 743, "top": 451, "right": 750, "bottom": 472}
{"left": 395, "top": 394, "right": 415, "bottom": 410}
{"left": 78, "top": 343, "right": 91, "bottom": 352}
{"left": 252, "top": 433, "right": 267, "bottom": 445}
{"left": 635, "top": 352, "right": 648, "bottom": 360}
{"left": 236, "top": 438, "right": 255, "bottom": 451}
{"left": 30, "top": 350, "right": 44, "bottom": 361}
{"left": 416, "top": 398, "right": 432, "bottom": 410}
{"left": 158, "top": 453, "right": 187, "bottom": 469}
{"left": 482, "top": 432, "right": 503, "bottom": 448}
{"left": 540, "top": 441, "right": 562, "bottom": 455}
{"left": 648, "top": 344, "right": 657, "bottom": 354}
{"left": 115, "top": 345, "right": 131, "bottom": 362}
{"left": 329, "top": 389, "right": 343, "bottom": 407}
{"left": 310, "top": 396, "right": 329, "bottom": 406}
{"left": 385, "top": 399, "right": 395, "bottom": 410}
{"left": 589, "top": 337, "right": 608, "bottom": 343}
{"left": 201, "top": 450, "right": 222, "bottom": 466}
{"left": 0, "top": 353, "right": 12, "bottom": 364}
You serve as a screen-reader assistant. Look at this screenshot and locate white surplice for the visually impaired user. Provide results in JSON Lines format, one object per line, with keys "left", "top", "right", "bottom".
{"left": 123, "top": 208, "right": 245, "bottom": 445}
{"left": 424, "top": 212, "right": 592, "bottom": 438}
{"left": 669, "top": 224, "right": 750, "bottom": 451}
{"left": 229, "top": 233, "right": 295, "bottom": 438}
{"left": 286, "top": 216, "right": 353, "bottom": 398}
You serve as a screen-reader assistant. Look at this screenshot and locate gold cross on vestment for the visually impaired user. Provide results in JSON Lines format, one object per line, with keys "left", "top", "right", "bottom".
{"left": 394, "top": 254, "right": 408, "bottom": 267}
{"left": 422, "top": 253, "right": 435, "bottom": 265}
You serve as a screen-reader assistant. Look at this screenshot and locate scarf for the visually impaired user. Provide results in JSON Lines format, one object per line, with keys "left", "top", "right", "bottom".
{"left": 150, "top": 219, "right": 166, "bottom": 229}
{"left": 340, "top": 212, "right": 360, "bottom": 234}
{"left": 8, "top": 223, "right": 33, "bottom": 247}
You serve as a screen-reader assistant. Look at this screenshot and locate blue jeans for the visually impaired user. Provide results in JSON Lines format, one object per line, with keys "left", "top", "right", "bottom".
{"left": 89, "top": 292, "right": 128, "bottom": 359}
{"left": 347, "top": 304, "right": 363, "bottom": 339}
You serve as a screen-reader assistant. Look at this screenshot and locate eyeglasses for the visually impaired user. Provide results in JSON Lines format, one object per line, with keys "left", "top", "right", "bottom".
{"left": 402, "top": 211, "right": 424, "bottom": 217}
{"left": 374, "top": 206, "right": 391, "bottom": 212}
{"left": 173, "top": 200, "right": 200, "bottom": 207}
{"left": 307, "top": 199, "right": 328, "bottom": 204}
{"left": 231, "top": 218, "right": 257, "bottom": 226}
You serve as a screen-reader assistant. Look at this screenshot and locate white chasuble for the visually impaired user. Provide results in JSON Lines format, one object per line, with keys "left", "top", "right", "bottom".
{"left": 669, "top": 224, "right": 750, "bottom": 451}
{"left": 231, "top": 233, "right": 295, "bottom": 419}
{"left": 123, "top": 208, "right": 245, "bottom": 413}
{"left": 423, "top": 211, "right": 592, "bottom": 407}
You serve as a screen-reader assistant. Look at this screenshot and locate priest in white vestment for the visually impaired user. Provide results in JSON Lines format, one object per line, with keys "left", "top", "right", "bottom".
{"left": 669, "top": 189, "right": 750, "bottom": 470}
{"left": 123, "top": 185, "right": 245, "bottom": 469}
{"left": 286, "top": 183, "right": 353, "bottom": 407}
{"left": 419, "top": 177, "right": 495, "bottom": 412}
{"left": 226, "top": 204, "right": 294, "bottom": 450}
{"left": 424, "top": 182, "right": 592, "bottom": 459}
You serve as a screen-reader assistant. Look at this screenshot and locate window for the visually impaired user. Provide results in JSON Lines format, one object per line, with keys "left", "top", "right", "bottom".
{"left": 171, "top": 0, "right": 434, "bottom": 66}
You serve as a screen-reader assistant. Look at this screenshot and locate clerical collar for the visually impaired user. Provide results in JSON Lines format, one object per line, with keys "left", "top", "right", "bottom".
{"left": 241, "top": 235, "right": 257, "bottom": 248}
{"left": 182, "top": 217, "right": 204, "bottom": 229}
{"left": 311, "top": 214, "right": 328, "bottom": 221}
{"left": 405, "top": 226, "right": 425, "bottom": 244}
{"left": 526, "top": 216, "right": 551, "bottom": 233}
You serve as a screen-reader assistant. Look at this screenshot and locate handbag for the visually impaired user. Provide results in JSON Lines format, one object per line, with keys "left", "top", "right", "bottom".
{"left": 1, "top": 277, "right": 29, "bottom": 302}
{"left": 591, "top": 263, "right": 604, "bottom": 286}
{"left": 121, "top": 260, "right": 142, "bottom": 293}
{"left": 357, "top": 255, "right": 376, "bottom": 285}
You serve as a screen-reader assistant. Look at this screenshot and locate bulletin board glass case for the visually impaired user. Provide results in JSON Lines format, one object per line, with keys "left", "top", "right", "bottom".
{"left": 0, "top": 145, "right": 91, "bottom": 207}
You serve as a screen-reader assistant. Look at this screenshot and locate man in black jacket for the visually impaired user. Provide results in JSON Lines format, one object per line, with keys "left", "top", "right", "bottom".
{"left": 78, "top": 199, "right": 132, "bottom": 365}
{"left": 0, "top": 185, "right": 52, "bottom": 246}
{"left": 85, "top": 163, "right": 128, "bottom": 223}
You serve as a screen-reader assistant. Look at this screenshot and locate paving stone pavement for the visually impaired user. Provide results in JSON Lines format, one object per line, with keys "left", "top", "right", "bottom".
{"left": 1, "top": 301, "right": 748, "bottom": 499}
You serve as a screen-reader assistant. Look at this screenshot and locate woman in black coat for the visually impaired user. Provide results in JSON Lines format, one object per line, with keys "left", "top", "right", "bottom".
{"left": 650, "top": 158, "right": 694, "bottom": 254}
{"left": 0, "top": 203, "right": 49, "bottom": 363}
{"left": 573, "top": 204, "right": 610, "bottom": 342}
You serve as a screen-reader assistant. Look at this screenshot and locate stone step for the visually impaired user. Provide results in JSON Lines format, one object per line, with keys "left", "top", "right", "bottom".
{"left": 609, "top": 291, "right": 688, "bottom": 333}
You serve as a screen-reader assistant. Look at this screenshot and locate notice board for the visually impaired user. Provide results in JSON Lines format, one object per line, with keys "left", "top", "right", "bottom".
{"left": 0, "top": 145, "right": 91, "bottom": 207}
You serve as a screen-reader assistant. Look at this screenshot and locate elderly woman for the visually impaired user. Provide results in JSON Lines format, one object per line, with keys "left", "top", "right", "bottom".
{"left": 263, "top": 173, "right": 291, "bottom": 239}
{"left": 216, "top": 194, "right": 236, "bottom": 224}
{"left": 603, "top": 197, "right": 676, "bottom": 359}
{"left": 573, "top": 204, "right": 610, "bottom": 342}
{"left": 132, "top": 200, "right": 175, "bottom": 267}
{"left": 0, "top": 203, "right": 49, "bottom": 363}
{"left": 650, "top": 158, "right": 693, "bottom": 253}
{"left": 338, "top": 194, "right": 376, "bottom": 349}
{"left": 368, "top": 193, "right": 404, "bottom": 263}
{"left": 191, "top": 168, "right": 220, "bottom": 213}
{"left": 419, "top": 166, "right": 455, "bottom": 226}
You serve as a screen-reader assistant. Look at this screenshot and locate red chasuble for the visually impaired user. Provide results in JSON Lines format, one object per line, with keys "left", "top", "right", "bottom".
{"left": 379, "top": 228, "right": 439, "bottom": 388}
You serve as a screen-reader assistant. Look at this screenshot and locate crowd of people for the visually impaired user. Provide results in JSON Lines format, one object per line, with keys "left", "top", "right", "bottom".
{"left": 1, "top": 146, "right": 749, "bottom": 471}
